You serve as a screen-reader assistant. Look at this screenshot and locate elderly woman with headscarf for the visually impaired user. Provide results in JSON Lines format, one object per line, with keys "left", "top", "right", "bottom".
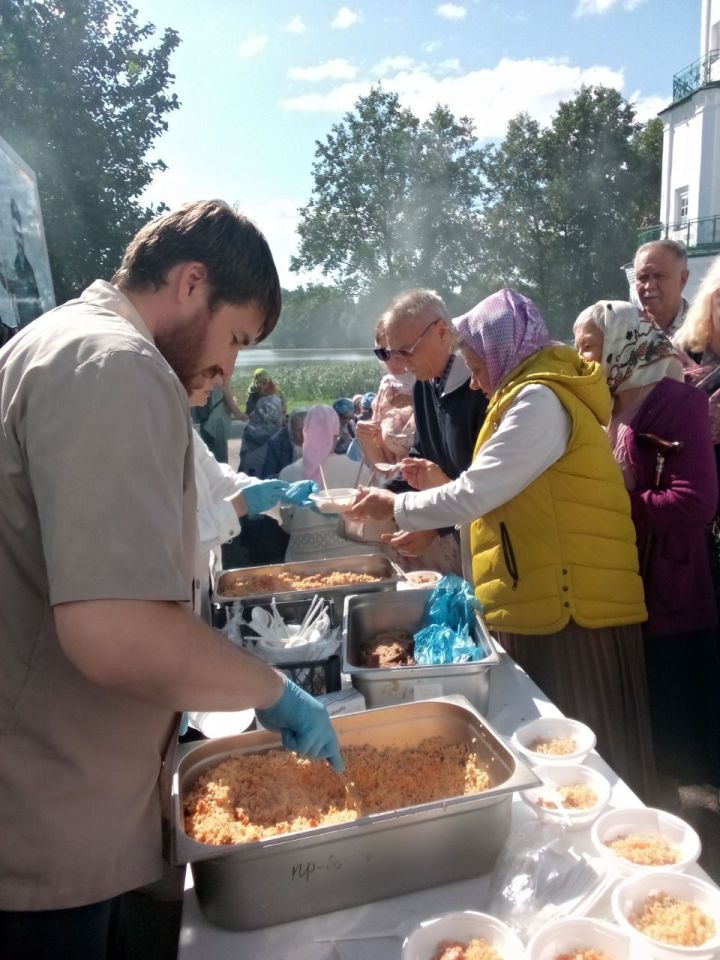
{"left": 238, "top": 394, "right": 286, "bottom": 477}
{"left": 245, "top": 367, "right": 280, "bottom": 416}
{"left": 575, "top": 300, "right": 719, "bottom": 789}
{"left": 279, "top": 404, "right": 372, "bottom": 563}
{"left": 349, "top": 288, "right": 655, "bottom": 795}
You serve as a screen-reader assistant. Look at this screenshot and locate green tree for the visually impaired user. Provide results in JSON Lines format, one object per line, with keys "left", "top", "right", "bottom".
{"left": 0, "top": 0, "right": 179, "bottom": 302}
{"left": 291, "top": 87, "right": 486, "bottom": 299}
{"left": 476, "top": 113, "right": 554, "bottom": 308}
{"left": 480, "top": 86, "right": 663, "bottom": 335}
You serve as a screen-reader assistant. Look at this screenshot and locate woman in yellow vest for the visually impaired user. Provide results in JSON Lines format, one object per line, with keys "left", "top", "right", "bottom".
{"left": 349, "top": 288, "right": 655, "bottom": 796}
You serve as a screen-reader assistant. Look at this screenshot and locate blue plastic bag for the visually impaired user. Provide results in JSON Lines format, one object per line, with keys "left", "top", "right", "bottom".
{"left": 413, "top": 574, "right": 486, "bottom": 665}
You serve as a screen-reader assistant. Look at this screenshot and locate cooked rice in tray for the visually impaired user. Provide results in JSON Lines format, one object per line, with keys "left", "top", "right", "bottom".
{"left": 184, "top": 736, "right": 492, "bottom": 845}
{"left": 220, "top": 569, "right": 382, "bottom": 597}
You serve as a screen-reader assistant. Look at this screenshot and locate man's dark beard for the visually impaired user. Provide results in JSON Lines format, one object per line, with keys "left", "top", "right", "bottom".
{"left": 155, "top": 310, "right": 211, "bottom": 390}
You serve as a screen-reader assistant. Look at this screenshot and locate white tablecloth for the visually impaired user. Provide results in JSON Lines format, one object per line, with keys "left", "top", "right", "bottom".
{"left": 177, "top": 652, "right": 711, "bottom": 960}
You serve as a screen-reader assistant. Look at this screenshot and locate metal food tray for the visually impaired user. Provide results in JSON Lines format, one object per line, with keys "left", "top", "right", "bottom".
{"left": 342, "top": 589, "right": 500, "bottom": 713}
{"left": 214, "top": 553, "right": 405, "bottom": 606}
{"left": 172, "top": 695, "right": 539, "bottom": 930}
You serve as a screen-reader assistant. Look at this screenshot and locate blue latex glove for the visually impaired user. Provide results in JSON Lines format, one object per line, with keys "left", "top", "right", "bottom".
{"left": 242, "top": 479, "right": 288, "bottom": 515}
{"left": 256, "top": 676, "right": 344, "bottom": 772}
{"left": 280, "top": 479, "right": 318, "bottom": 507}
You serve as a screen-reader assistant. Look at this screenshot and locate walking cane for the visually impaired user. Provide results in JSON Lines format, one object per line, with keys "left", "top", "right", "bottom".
{"left": 637, "top": 433, "right": 684, "bottom": 577}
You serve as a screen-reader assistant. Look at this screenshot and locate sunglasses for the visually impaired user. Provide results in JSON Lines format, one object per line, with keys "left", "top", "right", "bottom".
{"left": 373, "top": 318, "right": 440, "bottom": 362}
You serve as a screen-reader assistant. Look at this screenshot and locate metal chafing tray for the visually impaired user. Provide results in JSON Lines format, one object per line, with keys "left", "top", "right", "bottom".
{"left": 214, "top": 553, "right": 405, "bottom": 607}
{"left": 172, "top": 696, "right": 539, "bottom": 930}
{"left": 342, "top": 589, "right": 500, "bottom": 713}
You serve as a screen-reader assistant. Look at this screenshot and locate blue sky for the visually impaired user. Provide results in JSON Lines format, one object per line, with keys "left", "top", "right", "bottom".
{"left": 131, "top": 0, "right": 701, "bottom": 287}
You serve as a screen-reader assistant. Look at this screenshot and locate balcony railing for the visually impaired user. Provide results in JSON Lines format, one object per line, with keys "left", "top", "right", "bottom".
{"left": 638, "top": 215, "right": 720, "bottom": 254}
{"left": 673, "top": 49, "right": 720, "bottom": 101}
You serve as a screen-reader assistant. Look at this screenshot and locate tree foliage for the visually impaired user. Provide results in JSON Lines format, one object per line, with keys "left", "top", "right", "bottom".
{"left": 291, "top": 88, "right": 486, "bottom": 299}
{"left": 291, "top": 86, "right": 661, "bottom": 339}
{"left": 479, "top": 87, "right": 662, "bottom": 334}
{"left": 0, "top": 0, "right": 179, "bottom": 301}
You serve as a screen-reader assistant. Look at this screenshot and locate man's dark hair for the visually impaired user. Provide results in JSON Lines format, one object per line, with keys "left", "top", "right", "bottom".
{"left": 112, "top": 200, "right": 281, "bottom": 341}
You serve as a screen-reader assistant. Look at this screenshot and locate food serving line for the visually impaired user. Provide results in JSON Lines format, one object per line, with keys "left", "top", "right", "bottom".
{"left": 175, "top": 556, "right": 720, "bottom": 960}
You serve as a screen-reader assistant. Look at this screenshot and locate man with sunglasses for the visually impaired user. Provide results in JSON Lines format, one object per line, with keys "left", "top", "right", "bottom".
{"left": 380, "top": 288, "right": 488, "bottom": 560}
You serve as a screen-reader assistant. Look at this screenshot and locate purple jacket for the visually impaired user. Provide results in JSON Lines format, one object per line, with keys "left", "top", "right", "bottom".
{"left": 621, "top": 378, "right": 718, "bottom": 638}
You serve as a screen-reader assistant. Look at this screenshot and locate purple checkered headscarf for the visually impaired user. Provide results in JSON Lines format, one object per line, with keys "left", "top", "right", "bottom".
{"left": 453, "top": 289, "right": 552, "bottom": 395}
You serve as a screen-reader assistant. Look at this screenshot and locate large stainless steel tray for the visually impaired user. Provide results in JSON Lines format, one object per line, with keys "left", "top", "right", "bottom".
{"left": 214, "top": 553, "right": 405, "bottom": 606}
{"left": 172, "top": 696, "right": 539, "bottom": 930}
{"left": 342, "top": 589, "right": 499, "bottom": 713}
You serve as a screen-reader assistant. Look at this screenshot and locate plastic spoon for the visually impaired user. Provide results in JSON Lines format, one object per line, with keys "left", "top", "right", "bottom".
{"left": 537, "top": 781, "right": 573, "bottom": 827}
{"left": 297, "top": 595, "right": 322, "bottom": 636}
{"left": 270, "top": 597, "right": 285, "bottom": 632}
{"left": 247, "top": 607, "right": 278, "bottom": 641}
{"left": 373, "top": 461, "right": 400, "bottom": 476}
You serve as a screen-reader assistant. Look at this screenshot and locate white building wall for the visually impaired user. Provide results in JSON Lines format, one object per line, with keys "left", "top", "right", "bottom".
{"left": 660, "top": 86, "right": 720, "bottom": 227}
{"left": 700, "top": 0, "right": 720, "bottom": 58}
{"left": 662, "top": 102, "right": 700, "bottom": 224}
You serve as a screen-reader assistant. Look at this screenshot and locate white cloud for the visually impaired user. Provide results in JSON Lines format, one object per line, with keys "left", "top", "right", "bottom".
{"left": 436, "top": 4, "right": 467, "bottom": 20}
{"left": 282, "top": 82, "right": 369, "bottom": 114}
{"left": 289, "top": 59, "right": 358, "bottom": 82}
{"left": 628, "top": 93, "right": 668, "bottom": 123}
{"left": 372, "top": 55, "right": 415, "bottom": 75}
{"left": 575, "top": 0, "right": 646, "bottom": 15}
{"left": 238, "top": 32, "right": 268, "bottom": 58}
{"left": 422, "top": 40, "right": 442, "bottom": 52}
{"left": 332, "top": 6, "right": 360, "bottom": 29}
{"left": 284, "top": 14, "right": 306, "bottom": 34}
{"left": 281, "top": 55, "right": 631, "bottom": 141}
{"left": 438, "top": 57, "right": 461, "bottom": 73}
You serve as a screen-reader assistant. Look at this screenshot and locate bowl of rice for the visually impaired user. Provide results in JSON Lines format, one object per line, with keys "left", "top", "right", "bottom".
{"left": 308, "top": 487, "right": 360, "bottom": 514}
{"left": 398, "top": 570, "right": 443, "bottom": 590}
{"left": 511, "top": 717, "right": 596, "bottom": 766}
{"left": 591, "top": 808, "right": 701, "bottom": 877}
{"left": 611, "top": 871, "right": 720, "bottom": 960}
{"left": 520, "top": 763, "right": 611, "bottom": 830}
{"left": 526, "top": 916, "right": 633, "bottom": 960}
{"left": 402, "top": 910, "right": 525, "bottom": 960}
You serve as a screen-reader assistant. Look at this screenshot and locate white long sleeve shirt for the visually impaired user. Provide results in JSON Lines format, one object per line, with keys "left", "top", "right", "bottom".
{"left": 192, "top": 430, "right": 261, "bottom": 617}
{"left": 394, "top": 384, "right": 571, "bottom": 534}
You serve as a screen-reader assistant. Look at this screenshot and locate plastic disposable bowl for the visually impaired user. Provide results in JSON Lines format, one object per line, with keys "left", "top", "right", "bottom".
{"left": 512, "top": 716, "right": 596, "bottom": 765}
{"left": 254, "top": 635, "right": 320, "bottom": 663}
{"left": 402, "top": 910, "right": 525, "bottom": 960}
{"left": 308, "top": 487, "right": 359, "bottom": 514}
{"left": 398, "top": 570, "right": 442, "bottom": 590}
{"left": 611, "top": 870, "right": 720, "bottom": 960}
{"left": 521, "top": 763, "right": 611, "bottom": 831}
{"left": 591, "top": 807, "right": 701, "bottom": 876}
{"left": 527, "top": 916, "right": 633, "bottom": 960}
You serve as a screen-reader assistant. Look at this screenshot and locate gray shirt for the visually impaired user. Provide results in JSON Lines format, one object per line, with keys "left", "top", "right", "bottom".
{"left": 0, "top": 281, "right": 196, "bottom": 909}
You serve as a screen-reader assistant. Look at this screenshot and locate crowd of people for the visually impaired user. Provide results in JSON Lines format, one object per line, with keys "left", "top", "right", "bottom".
{"left": 218, "top": 240, "right": 720, "bottom": 808}
{"left": 1, "top": 197, "right": 720, "bottom": 960}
